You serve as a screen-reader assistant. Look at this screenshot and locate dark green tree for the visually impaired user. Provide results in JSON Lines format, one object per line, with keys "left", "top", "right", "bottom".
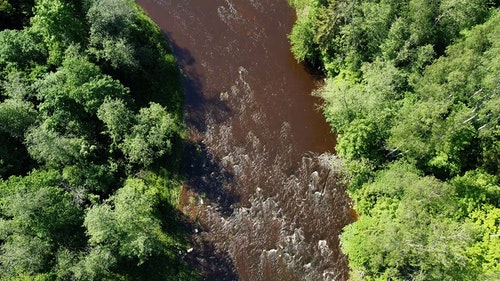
{"left": 0, "top": 0, "right": 34, "bottom": 30}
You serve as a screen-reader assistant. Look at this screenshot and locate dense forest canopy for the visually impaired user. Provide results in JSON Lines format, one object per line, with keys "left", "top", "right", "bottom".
{"left": 289, "top": 0, "right": 500, "bottom": 280}
{"left": 0, "top": 0, "right": 196, "bottom": 280}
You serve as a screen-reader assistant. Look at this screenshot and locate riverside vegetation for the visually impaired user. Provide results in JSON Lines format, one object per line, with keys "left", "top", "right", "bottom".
{"left": 289, "top": 0, "right": 500, "bottom": 280}
{"left": 0, "top": 0, "right": 197, "bottom": 280}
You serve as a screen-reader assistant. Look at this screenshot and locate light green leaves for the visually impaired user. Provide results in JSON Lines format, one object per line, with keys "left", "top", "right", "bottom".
{"left": 0, "top": 98, "right": 37, "bottom": 138}
{"left": 26, "top": 122, "right": 90, "bottom": 167}
{"left": 291, "top": 2, "right": 500, "bottom": 280}
{"left": 84, "top": 178, "right": 168, "bottom": 264}
{"left": 0, "top": 170, "right": 84, "bottom": 278}
{"left": 342, "top": 162, "right": 481, "bottom": 280}
{"left": 121, "top": 103, "right": 179, "bottom": 167}
{"left": 30, "top": 0, "right": 85, "bottom": 65}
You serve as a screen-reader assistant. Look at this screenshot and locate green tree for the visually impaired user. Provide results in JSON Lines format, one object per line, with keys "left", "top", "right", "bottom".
{"left": 0, "top": 98, "right": 37, "bottom": 138}
{"left": 25, "top": 121, "right": 91, "bottom": 167}
{"left": 37, "top": 49, "right": 128, "bottom": 118}
{"left": 85, "top": 0, "right": 137, "bottom": 70}
{"left": 467, "top": 206, "right": 500, "bottom": 280}
{"left": 97, "top": 98, "right": 133, "bottom": 148}
{"left": 290, "top": 2, "right": 500, "bottom": 280}
{"left": 30, "top": 0, "right": 86, "bottom": 65}
{"left": 121, "top": 103, "right": 180, "bottom": 167}
{"left": 288, "top": 2, "right": 320, "bottom": 66}
{"left": 0, "top": 0, "right": 191, "bottom": 279}
{"left": 320, "top": 59, "right": 404, "bottom": 166}
{"left": 451, "top": 170, "right": 500, "bottom": 217}
{"left": 437, "top": 0, "right": 491, "bottom": 48}
{"left": 342, "top": 162, "right": 481, "bottom": 280}
{"left": 0, "top": 29, "right": 47, "bottom": 76}
{"left": 0, "top": 170, "right": 85, "bottom": 279}
{"left": 78, "top": 178, "right": 171, "bottom": 279}
{"left": 388, "top": 10, "right": 500, "bottom": 178}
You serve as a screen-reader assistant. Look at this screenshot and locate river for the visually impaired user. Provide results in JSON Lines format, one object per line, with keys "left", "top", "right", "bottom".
{"left": 137, "top": 1, "right": 355, "bottom": 280}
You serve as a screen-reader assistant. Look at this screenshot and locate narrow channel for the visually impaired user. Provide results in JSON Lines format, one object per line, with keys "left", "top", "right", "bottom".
{"left": 137, "top": 1, "right": 355, "bottom": 280}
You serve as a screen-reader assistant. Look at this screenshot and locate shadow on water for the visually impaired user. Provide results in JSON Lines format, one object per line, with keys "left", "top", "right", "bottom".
{"left": 176, "top": 107, "right": 247, "bottom": 278}
{"left": 185, "top": 241, "right": 239, "bottom": 281}
{"left": 161, "top": 31, "right": 241, "bottom": 279}
{"left": 162, "top": 31, "right": 195, "bottom": 67}
{"left": 182, "top": 141, "right": 239, "bottom": 217}
{"left": 162, "top": 31, "right": 240, "bottom": 217}
{"left": 179, "top": 211, "right": 239, "bottom": 281}
{"left": 137, "top": 2, "right": 355, "bottom": 280}
{"left": 163, "top": 31, "right": 234, "bottom": 135}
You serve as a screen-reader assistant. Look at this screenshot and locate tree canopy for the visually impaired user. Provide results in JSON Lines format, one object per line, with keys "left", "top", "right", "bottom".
{"left": 290, "top": 0, "right": 500, "bottom": 279}
{"left": 0, "top": 0, "right": 195, "bottom": 279}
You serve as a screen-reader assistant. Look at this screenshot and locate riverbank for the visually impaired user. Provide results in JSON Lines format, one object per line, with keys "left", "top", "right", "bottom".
{"left": 289, "top": 1, "right": 500, "bottom": 279}
{"left": 0, "top": 0, "right": 195, "bottom": 279}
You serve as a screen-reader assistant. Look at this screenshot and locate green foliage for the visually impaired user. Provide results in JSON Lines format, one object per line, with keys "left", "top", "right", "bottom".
{"left": 0, "top": 98, "right": 37, "bottom": 138}
{"left": 85, "top": 0, "right": 138, "bottom": 70}
{"left": 467, "top": 206, "right": 500, "bottom": 279}
{"left": 0, "top": 29, "right": 47, "bottom": 76}
{"left": 291, "top": 1, "right": 500, "bottom": 280}
{"left": 84, "top": 0, "right": 182, "bottom": 112}
{"left": 342, "top": 162, "right": 482, "bottom": 280}
{"left": 0, "top": 170, "right": 85, "bottom": 279}
{"left": 388, "top": 10, "right": 500, "bottom": 178}
{"left": 320, "top": 59, "right": 405, "bottom": 168}
{"left": 451, "top": 170, "right": 500, "bottom": 217}
{"left": 289, "top": 0, "right": 496, "bottom": 75}
{"left": 336, "top": 118, "right": 384, "bottom": 163}
{"left": 289, "top": 17, "right": 317, "bottom": 63}
{"left": 30, "top": 0, "right": 86, "bottom": 65}
{"left": 437, "top": 0, "right": 491, "bottom": 47}
{"left": 36, "top": 49, "right": 129, "bottom": 118}
{"left": 0, "top": 0, "right": 192, "bottom": 279}
{"left": 84, "top": 179, "right": 168, "bottom": 263}
{"left": 121, "top": 103, "right": 179, "bottom": 167}
{"left": 25, "top": 121, "right": 90, "bottom": 167}
{"left": 97, "top": 98, "right": 133, "bottom": 148}
{"left": 76, "top": 175, "right": 195, "bottom": 280}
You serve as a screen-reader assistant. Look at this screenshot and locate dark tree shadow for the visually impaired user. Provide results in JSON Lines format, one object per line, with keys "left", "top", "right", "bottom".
{"left": 162, "top": 31, "right": 233, "bottom": 135}
{"left": 121, "top": 196, "right": 238, "bottom": 281}
{"left": 162, "top": 31, "right": 240, "bottom": 217}
{"left": 181, "top": 213, "right": 239, "bottom": 281}
{"left": 160, "top": 32, "right": 240, "bottom": 280}
{"left": 182, "top": 141, "right": 239, "bottom": 217}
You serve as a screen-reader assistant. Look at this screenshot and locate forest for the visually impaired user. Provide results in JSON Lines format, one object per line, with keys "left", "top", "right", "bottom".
{"left": 289, "top": 0, "right": 500, "bottom": 280}
{"left": 0, "top": 0, "right": 196, "bottom": 280}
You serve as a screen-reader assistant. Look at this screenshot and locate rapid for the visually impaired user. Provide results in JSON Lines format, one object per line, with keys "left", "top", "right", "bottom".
{"left": 137, "top": 1, "right": 355, "bottom": 280}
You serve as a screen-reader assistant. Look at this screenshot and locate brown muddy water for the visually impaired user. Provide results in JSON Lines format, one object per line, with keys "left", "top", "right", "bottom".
{"left": 137, "top": 0, "right": 355, "bottom": 280}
